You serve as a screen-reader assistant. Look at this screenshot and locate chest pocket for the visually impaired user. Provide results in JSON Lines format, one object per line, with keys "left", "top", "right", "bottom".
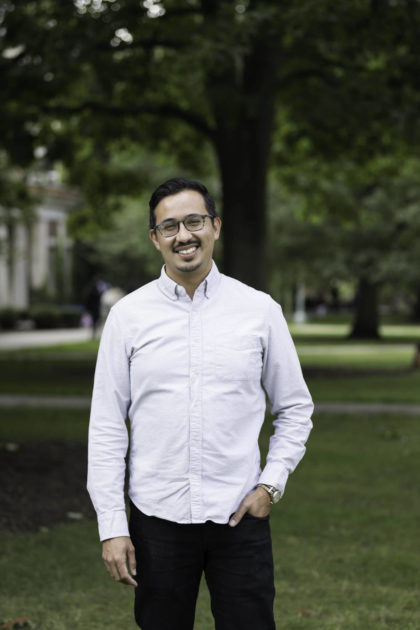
{"left": 213, "top": 341, "right": 263, "bottom": 381}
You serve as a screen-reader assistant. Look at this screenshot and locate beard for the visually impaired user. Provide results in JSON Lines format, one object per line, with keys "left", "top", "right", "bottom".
{"left": 175, "top": 261, "right": 202, "bottom": 273}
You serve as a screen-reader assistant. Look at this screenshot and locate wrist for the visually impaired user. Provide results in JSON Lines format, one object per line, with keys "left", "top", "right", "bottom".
{"left": 257, "top": 483, "right": 281, "bottom": 505}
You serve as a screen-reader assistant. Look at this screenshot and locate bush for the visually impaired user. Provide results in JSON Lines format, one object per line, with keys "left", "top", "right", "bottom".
{"left": 0, "top": 308, "right": 20, "bottom": 330}
{"left": 59, "top": 305, "right": 83, "bottom": 328}
{"left": 1, "top": 304, "right": 83, "bottom": 330}
{"left": 29, "top": 303, "right": 61, "bottom": 329}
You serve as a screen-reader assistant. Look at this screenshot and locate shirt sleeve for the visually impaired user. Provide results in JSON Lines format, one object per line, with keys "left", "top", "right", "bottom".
{"left": 259, "top": 297, "right": 314, "bottom": 496}
{"left": 87, "top": 307, "right": 132, "bottom": 541}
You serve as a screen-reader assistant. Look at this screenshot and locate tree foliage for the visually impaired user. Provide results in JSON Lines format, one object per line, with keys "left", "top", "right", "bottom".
{"left": 269, "top": 149, "right": 420, "bottom": 331}
{"left": 2, "top": 0, "right": 420, "bottom": 300}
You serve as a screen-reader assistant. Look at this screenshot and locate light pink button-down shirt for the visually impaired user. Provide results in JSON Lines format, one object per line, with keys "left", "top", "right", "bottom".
{"left": 87, "top": 263, "right": 313, "bottom": 541}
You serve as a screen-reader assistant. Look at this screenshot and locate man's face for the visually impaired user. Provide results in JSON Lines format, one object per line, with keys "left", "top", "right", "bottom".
{"left": 150, "top": 190, "right": 221, "bottom": 284}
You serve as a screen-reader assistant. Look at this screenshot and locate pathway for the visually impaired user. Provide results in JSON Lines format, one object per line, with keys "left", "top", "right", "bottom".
{"left": 0, "top": 328, "right": 92, "bottom": 350}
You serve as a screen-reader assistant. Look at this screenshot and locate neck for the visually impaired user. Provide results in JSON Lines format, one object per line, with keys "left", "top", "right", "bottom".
{"left": 166, "top": 262, "right": 212, "bottom": 299}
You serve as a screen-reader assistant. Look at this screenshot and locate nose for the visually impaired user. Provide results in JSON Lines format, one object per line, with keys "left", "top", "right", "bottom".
{"left": 177, "top": 221, "right": 192, "bottom": 241}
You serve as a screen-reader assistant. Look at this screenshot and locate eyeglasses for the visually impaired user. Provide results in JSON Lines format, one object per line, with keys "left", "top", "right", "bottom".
{"left": 154, "top": 214, "right": 213, "bottom": 238}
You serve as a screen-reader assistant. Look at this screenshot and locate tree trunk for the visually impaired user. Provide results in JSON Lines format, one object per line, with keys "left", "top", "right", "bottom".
{"left": 215, "top": 120, "right": 272, "bottom": 291}
{"left": 410, "top": 286, "right": 420, "bottom": 322}
{"left": 349, "top": 277, "right": 381, "bottom": 339}
{"left": 205, "top": 20, "right": 279, "bottom": 291}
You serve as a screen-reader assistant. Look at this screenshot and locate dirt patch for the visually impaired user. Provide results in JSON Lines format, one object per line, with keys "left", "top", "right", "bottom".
{"left": 0, "top": 442, "right": 96, "bottom": 533}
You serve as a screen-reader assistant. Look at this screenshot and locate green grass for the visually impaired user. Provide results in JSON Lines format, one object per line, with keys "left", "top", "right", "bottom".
{"left": 2, "top": 323, "right": 419, "bottom": 628}
{"left": 289, "top": 322, "right": 420, "bottom": 343}
{"left": 0, "top": 340, "right": 99, "bottom": 394}
{"left": 0, "top": 407, "right": 89, "bottom": 442}
{"left": 1, "top": 413, "right": 419, "bottom": 629}
{"left": 306, "top": 371, "right": 420, "bottom": 403}
{"left": 1, "top": 357, "right": 419, "bottom": 402}
{"left": 0, "top": 355, "right": 95, "bottom": 395}
{"left": 1, "top": 324, "right": 420, "bottom": 402}
{"left": 297, "top": 343, "right": 414, "bottom": 369}
{"left": 0, "top": 340, "right": 100, "bottom": 356}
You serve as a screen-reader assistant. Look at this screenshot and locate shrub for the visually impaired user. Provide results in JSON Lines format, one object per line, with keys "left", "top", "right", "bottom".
{"left": 0, "top": 307, "right": 20, "bottom": 330}
{"left": 59, "top": 305, "right": 83, "bottom": 328}
{"left": 29, "top": 303, "right": 61, "bottom": 329}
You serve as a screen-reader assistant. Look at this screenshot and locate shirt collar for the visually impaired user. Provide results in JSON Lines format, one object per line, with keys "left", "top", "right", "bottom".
{"left": 157, "top": 261, "right": 221, "bottom": 301}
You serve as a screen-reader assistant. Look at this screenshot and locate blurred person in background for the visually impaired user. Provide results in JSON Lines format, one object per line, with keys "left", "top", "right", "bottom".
{"left": 83, "top": 276, "right": 108, "bottom": 339}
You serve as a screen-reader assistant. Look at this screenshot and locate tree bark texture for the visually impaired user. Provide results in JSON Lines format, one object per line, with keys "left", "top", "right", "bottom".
{"left": 349, "top": 277, "right": 380, "bottom": 339}
{"left": 204, "top": 16, "right": 279, "bottom": 290}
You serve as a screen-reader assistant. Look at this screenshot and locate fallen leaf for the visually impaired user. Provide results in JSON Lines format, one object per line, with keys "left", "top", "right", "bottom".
{"left": 299, "top": 609, "right": 312, "bottom": 617}
{"left": 0, "top": 616, "right": 32, "bottom": 629}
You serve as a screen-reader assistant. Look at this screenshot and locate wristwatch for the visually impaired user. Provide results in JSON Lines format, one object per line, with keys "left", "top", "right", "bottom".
{"left": 257, "top": 483, "right": 281, "bottom": 504}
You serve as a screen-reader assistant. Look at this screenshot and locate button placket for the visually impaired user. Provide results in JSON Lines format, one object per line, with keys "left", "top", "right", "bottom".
{"left": 188, "top": 292, "right": 204, "bottom": 520}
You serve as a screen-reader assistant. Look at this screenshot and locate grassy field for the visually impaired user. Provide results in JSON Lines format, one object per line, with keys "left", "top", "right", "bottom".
{"left": 0, "top": 412, "right": 419, "bottom": 629}
{"left": 1, "top": 323, "right": 419, "bottom": 628}
{"left": 1, "top": 323, "right": 420, "bottom": 402}
{"left": 0, "top": 407, "right": 89, "bottom": 442}
{"left": 1, "top": 356, "right": 419, "bottom": 402}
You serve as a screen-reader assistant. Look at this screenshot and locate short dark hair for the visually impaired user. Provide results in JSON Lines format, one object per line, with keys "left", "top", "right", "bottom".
{"left": 149, "top": 177, "right": 218, "bottom": 229}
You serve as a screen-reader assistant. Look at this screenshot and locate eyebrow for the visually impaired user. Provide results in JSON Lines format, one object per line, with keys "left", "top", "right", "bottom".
{"left": 159, "top": 213, "right": 202, "bottom": 224}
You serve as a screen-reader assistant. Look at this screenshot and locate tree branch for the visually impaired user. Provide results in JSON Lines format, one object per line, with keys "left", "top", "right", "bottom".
{"left": 44, "top": 101, "right": 215, "bottom": 140}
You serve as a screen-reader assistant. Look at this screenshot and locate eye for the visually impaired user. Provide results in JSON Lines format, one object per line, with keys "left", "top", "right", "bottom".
{"left": 185, "top": 215, "right": 202, "bottom": 229}
{"left": 160, "top": 220, "right": 178, "bottom": 235}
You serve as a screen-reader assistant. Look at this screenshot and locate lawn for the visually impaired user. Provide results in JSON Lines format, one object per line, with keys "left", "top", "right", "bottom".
{"left": 307, "top": 371, "right": 420, "bottom": 403}
{"left": 0, "top": 353, "right": 96, "bottom": 395}
{"left": 1, "top": 323, "right": 419, "bottom": 628}
{"left": 0, "top": 412, "right": 419, "bottom": 629}
{"left": 1, "top": 322, "right": 420, "bottom": 402}
{"left": 0, "top": 407, "right": 89, "bottom": 442}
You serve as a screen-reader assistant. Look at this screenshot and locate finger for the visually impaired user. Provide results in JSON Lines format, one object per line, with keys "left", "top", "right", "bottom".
{"left": 229, "top": 502, "right": 249, "bottom": 527}
{"left": 104, "top": 559, "right": 120, "bottom": 582}
{"left": 119, "top": 572, "right": 138, "bottom": 587}
{"left": 128, "top": 546, "right": 137, "bottom": 577}
{"left": 103, "top": 555, "right": 127, "bottom": 583}
{"left": 116, "top": 559, "right": 138, "bottom": 587}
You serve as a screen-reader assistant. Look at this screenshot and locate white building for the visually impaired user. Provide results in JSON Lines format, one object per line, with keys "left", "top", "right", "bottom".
{"left": 0, "top": 179, "right": 80, "bottom": 309}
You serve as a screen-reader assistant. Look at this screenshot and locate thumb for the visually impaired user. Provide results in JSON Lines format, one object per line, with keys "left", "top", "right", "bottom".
{"left": 229, "top": 503, "right": 247, "bottom": 528}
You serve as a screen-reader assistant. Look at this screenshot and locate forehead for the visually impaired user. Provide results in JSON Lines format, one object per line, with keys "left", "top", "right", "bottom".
{"left": 154, "top": 190, "right": 206, "bottom": 223}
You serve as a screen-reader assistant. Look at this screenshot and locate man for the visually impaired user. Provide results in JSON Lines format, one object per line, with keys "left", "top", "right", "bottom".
{"left": 87, "top": 177, "right": 313, "bottom": 630}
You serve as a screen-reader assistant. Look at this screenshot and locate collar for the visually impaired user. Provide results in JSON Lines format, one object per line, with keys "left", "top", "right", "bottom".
{"left": 157, "top": 261, "right": 221, "bottom": 301}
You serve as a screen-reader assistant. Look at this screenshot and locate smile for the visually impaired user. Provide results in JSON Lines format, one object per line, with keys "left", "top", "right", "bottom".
{"left": 176, "top": 246, "right": 198, "bottom": 256}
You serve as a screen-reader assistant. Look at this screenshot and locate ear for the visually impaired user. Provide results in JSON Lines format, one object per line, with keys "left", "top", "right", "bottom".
{"left": 150, "top": 229, "right": 161, "bottom": 251}
{"left": 213, "top": 217, "right": 222, "bottom": 241}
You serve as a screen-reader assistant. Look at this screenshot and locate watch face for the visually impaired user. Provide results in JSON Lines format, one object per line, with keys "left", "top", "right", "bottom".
{"left": 272, "top": 491, "right": 281, "bottom": 504}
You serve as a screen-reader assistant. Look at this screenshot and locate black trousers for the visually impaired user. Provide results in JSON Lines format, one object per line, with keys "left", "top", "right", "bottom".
{"left": 129, "top": 502, "right": 276, "bottom": 630}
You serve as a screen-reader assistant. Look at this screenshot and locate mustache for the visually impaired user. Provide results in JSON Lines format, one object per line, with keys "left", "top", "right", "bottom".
{"left": 173, "top": 240, "right": 200, "bottom": 252}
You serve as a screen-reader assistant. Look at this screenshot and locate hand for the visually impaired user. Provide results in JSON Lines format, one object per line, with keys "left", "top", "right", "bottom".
{"left": 102, "top": 536, "right": 138, "bottom": 587}
{"left": 229, "top": 486, "right": 271, "bottom": 527}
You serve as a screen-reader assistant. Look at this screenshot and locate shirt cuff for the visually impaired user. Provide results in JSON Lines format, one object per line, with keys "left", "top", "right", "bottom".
{"left": 258, "top": 466, "right": 289, "bottom": 498}
{"left": 98, "top": 509, "right": 130, "bottom": 542}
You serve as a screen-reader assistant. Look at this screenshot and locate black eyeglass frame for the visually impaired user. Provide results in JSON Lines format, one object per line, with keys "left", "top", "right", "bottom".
{"left": 154, "top": 213, "right": 214, "bottom": 238}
